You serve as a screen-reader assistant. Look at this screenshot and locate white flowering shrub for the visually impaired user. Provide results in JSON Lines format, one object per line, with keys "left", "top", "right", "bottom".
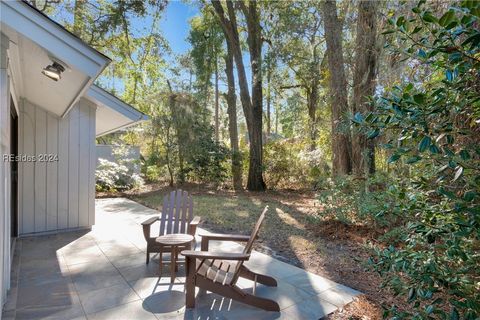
{"left": 96, "top": 147, "right": 144, "bottom": 192}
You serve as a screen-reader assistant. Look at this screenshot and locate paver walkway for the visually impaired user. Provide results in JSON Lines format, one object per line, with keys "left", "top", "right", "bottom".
{"left": 2, "top": 198, "right": 361, "bottom": 320}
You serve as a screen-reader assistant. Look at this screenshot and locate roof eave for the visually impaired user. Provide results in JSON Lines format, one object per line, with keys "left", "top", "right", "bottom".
{"left": 85, "top": 85, "right": 149, "bottom": 137}
{"left": 86, "top": 85, "right": 149, "bottom": 121}
{"left": 1, "top": 1, "right": 112, "bottom": 117}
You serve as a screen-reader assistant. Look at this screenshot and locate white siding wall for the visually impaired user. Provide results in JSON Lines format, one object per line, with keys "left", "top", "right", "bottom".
{"left": 18, "top": 98, "right": 96, "bottom": 235}
{"left": 0, "top": 32, "right": 11, "bottom": 307}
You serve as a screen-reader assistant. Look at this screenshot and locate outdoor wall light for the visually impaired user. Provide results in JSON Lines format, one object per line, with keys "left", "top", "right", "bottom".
{"left": 42, "top": 61, "right": 65, "bottom": 81}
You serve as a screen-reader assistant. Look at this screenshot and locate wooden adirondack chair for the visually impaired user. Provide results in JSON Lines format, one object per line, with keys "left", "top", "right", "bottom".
{"left": 181, "top": 206, "right": 280, "bottom": 312}
{"left": 141, "top": 190, "right": 201, "bottom": 264}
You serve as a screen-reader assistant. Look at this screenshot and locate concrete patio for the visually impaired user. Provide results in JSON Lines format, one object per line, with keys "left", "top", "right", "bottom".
{"left": 2, "top": 198, "right": 361, "bottom": 320}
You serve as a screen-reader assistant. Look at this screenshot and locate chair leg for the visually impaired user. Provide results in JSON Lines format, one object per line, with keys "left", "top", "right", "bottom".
{"left": 239, "top": 265, "right": 277, "bottom": 287}
{"left": 171, "top": 247, "right": 177, "bottom": 283}
{"left": 185, "top": 256, "right": 196, "bottom": 309}
{"left": 146, "top": 250, "right": 150, "bottom": 264}
{"left": 159, "top": 252, "right": 163, "bottom": 277}
{"left": 175, "top": 250, "right": 179, "bottom": 272}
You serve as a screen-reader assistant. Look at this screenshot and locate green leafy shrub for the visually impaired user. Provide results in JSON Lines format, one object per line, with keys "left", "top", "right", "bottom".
{"left": 316, "top": 174, "right": 400, "bottom": 227}
{"left": 141, "top": 93, "right": 229, "bottom": 186}
{"left": 263, "top": 140, "right": 301, "bottom": 188}
{"left": 264, "top": 139, "right": 329, "bottom": 189}
{"left": 358, "top": 1, "right": 480, "bottom": 317}
{"left": 144, "top": 165, "right": 162, "bottom": 182}
{"left": 316, "top": 176, "right": 362, "bottom": 224}
{"left": 185, "top": 138, "right": 230, "bottom": 185}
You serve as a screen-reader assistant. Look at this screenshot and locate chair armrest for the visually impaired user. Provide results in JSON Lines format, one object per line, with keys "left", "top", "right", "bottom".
{"left": 188, "top": 216, "right": 201, "bottom": 235}
{"left": 190, "top": 216, "right": 201, "bottom": 225}
{"left": 199, "top": 233, "right": 250, "bottom": 251}
{"left": 200, "top": 233, "right": 250, "bottom": 242}
{"left": 142, "top": 217, "right": 159, "bottom": 243}
{"left": 141, "top": 216, "right": 159, "bottom": 226}
{"left": 181, "top": 250, "right": 250, "bottom": 261}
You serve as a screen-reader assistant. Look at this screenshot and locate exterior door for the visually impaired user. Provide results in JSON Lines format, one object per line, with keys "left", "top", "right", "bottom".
{"left": 10, "top": 97, "right": 18, "bottom": 239}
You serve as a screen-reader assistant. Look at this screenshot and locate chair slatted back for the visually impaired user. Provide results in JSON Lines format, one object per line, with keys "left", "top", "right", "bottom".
{"left": 231, "top": 206, "right": 269, "bottom": 285}
{"left": 159, "top": 190, "right": 194, "bottom": 236}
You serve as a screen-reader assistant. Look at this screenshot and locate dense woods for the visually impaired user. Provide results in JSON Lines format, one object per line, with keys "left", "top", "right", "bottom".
{"left": 38, "top": 0, "right": 479, "bottom": 318}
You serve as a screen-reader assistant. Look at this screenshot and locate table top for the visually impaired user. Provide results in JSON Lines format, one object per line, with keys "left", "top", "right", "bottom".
{"left": 155, "top": 233, "right": 194, "bottom": 246}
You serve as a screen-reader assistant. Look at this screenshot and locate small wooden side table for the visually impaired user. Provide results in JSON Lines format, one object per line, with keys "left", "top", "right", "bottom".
{"left": 155, "top": 234, "right": 194, "bottom": 283}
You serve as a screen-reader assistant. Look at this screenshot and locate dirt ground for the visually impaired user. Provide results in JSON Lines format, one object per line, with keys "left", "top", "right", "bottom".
{"left": 99, "top": 182, "right": 402, "bottom": 319}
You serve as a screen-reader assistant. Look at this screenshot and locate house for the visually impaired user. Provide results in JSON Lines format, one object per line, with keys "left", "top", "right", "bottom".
{"left": 0, "top": 1, "right": 148, "bottom": 308}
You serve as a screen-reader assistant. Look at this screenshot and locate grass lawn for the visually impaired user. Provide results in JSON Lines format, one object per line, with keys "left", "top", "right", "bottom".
{"left": 119, "top": 183, "right": 401, "bottom": 319}
{"left": 132, "top": 188, "right": 314, "bottom": 263}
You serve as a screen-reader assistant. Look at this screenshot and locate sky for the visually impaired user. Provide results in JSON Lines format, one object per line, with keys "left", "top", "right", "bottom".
{"left": 157, "top": 1, "right": 251, "bottom": 92}
{"left": 160, "top": 1, "right": 199, "bottom": 55}
{"left": 159, "top": 1, "right": 252, "bottom": 90}
{"left": 49, "top": 1, "right": 198, "bottom": 56}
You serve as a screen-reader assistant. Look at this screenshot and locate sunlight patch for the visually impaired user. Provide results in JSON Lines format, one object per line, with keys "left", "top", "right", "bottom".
{"left": 288, "top": 235, "right": 317, "bottom": 253}
{"left": 276, "top": 208, "right": 304, "bottom": 229}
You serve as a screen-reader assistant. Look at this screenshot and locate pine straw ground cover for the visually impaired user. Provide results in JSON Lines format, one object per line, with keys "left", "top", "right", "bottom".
{"left": 107, "top": 182, "right": 415, "bottom": 319}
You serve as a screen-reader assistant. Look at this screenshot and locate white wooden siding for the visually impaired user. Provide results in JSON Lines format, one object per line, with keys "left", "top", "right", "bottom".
{"left": 46, "top": 113, "right": 58, "bottom": 230}
{"left": 88, "top": 106, "right": 96, "bottom": 225}
{"left": 18, "top": 98, "right": 96, "bottom": 235}
{"left": 18, "top": 80, "right": 24, "bottom": 238}
{"left": 68, "top": 105, "right": 79, "bottom": 228}
{"left": 34, "top": 107, "right": 47, "bottom": 232}
{"left": 22, "top": 100, "right": 35, "bottom": 234}
{"left": 57, "top": 111, "right": 69, "bottom": 230}
{"left": 0, "top": 35, "right": 11, "bottom": 307}
{"left": 78, "top": 101, "right": 93, "bottom": 227}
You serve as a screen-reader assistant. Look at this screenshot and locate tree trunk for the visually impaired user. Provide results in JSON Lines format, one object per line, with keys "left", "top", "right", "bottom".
{"left": 275, "top": 92, "right": 279, "bottom": 134}
{"left": 266, "top": 55, "right": 272, "bottom": 136}
{"left": 352, "top": 0, "right": 378, "bottom": 177}
{"left": 242, "top": 1, "right": 265, "bottom": 191}
{"left": 307, "top": 80, "right": 319, "bottom": 151}
{"left": 225, "top": 42, "right": 243, "bottom": 190}
{"left": 73, "top": 0, "right": 85, "bottom": 38}
{"left": 165, "top": 126, "right": 174, "bottom": 187}
{"left": 212, "top": 0, "right": 266, "bottom": 191}
{"left": 167, "top": 80, "right": 185, "bottom": 183}
{"left": 215, "top": 56, "right": 220, "bottom": 142}
{"left": 322, "top": 0, "right": 352, "bottom": 176}
{"left": 308, "top": 44, "right": 320, "bottom": 151}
